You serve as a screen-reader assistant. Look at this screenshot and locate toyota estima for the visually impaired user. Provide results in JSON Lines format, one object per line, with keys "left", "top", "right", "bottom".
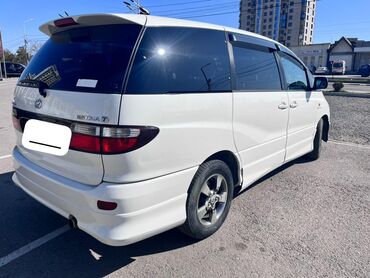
{"left": 12, "top": 14, "right": 330, "bottom": 246}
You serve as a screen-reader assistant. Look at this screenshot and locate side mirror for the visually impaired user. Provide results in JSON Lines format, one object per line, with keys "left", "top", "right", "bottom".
{"left": 313, "top": 76, "right": 328, "bottom": 90}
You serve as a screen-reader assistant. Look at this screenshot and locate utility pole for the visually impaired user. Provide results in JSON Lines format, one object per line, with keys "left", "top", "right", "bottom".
{"left": 0, "top": 27, "right": 6, "bottom": 80}
{"left": 23, "top": 18, "right": 34, "bottom": 65}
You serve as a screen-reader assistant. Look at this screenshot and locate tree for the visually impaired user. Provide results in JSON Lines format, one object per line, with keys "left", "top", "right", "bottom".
{"left": 4, "top": 49, "right": 15, "bottom": 62}
{"left": 28, "top": 41, "right": 44, "bottom": 60}
{"left": 13, "top": 46, "right": 28, "bottom": 65}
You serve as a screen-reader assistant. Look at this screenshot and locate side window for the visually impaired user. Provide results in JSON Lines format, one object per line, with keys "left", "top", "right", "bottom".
{"left": 6, "top": 63, "right": 16, "bottom": 73}
{"left": 232, "top": 44, "right": 281, "bottom": 91}
{"left": 126, "top": 27, "right": 231, "bottom": 94}
{"left": 279, "top": 52, "right": 308, "bottom": 91}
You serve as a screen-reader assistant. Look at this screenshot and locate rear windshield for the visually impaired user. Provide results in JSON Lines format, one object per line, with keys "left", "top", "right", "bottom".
{"left": 19, "top": 24, "right": 141, "bottom": 94}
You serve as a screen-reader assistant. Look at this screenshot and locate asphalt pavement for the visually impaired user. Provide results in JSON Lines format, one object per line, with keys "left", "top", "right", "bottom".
{"left": 0, "top": 79, "right": 369, "bottom": 277}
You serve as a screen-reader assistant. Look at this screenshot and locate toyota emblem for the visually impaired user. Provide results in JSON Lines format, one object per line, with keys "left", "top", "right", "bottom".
{"left": 35, "top": 99, "right": 42, "bottom": 109}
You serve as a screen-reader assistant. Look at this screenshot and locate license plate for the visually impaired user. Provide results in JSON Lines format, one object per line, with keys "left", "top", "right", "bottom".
{"left": 22, "top": 119, "right": 72, "bottom": 156}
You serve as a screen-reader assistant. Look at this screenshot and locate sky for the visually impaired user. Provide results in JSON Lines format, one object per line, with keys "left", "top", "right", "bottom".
{"left": 0, "top": 0, "right": 369, "bottom": 52}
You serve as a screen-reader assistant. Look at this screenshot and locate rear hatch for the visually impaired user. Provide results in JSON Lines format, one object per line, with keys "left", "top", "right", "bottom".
{"left": 13, "top": 15, "right": 144, "bottom": 185}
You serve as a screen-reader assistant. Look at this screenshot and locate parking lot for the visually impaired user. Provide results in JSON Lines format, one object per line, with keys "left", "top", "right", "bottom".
{"left": 0, "top": 79, "right": 369, "bottom": 277}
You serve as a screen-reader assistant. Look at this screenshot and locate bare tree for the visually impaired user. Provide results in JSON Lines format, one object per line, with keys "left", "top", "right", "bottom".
{"left": 28, "top": 41, "right": 44, "bottom": 60}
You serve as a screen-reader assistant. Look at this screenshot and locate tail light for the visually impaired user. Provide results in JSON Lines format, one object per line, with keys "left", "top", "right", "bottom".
{"left": 69, "top": 123, "right": 159, "bottom": 154}
{"left": 12, "top": 116, "right": 22, "bottom": 132}
{"left": 54, "top": 18, "right": 78, "bottom": 28}
{"left": 12, "top": 109, "right": 22, "bottom": 132}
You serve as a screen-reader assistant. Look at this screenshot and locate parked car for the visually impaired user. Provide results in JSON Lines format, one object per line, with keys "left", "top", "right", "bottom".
{"left": 357, "top": 64, "right": 370, "bottom": 77}
{"left": 12, "top": 14, "right": 330, "bottom": 246}
{"left": 1, "top": 62, "right": 25, "bottom": 77}
{"left": 331, "top": 60, "right": 346, "bottom": 75}
{"left": 315, "top": 66, "right": 328, "bottom": 75}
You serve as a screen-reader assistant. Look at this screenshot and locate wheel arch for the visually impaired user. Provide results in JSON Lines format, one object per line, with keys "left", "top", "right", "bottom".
{"left": 203, "top": 150, "right": 242, "bottom": 188}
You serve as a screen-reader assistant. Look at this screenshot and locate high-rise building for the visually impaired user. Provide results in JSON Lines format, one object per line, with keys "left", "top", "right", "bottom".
{"left": 239, "top": 0, "right": 316, "bottom": 47}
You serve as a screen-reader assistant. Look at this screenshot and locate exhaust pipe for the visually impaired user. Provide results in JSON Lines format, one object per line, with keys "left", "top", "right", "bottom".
{"left": 68, "top": 215, "right": 78, "bottom": 229}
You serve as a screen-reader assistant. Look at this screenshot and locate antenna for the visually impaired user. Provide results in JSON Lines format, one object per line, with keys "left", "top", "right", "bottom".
{"left": 123, "top": 0, "right": 150, "bottom": 15}
{"left": 124, "top": 1, "right": 139, "bottom": 13}
{"left": 64, "top": 11, "right": 70, "bottom": 17}
{"left": 58, "top": 14, "right": 64, "bottom": 18}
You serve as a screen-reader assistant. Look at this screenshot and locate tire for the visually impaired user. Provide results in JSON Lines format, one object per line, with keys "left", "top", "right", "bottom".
{"left": 179, "top": 160, "right": 234, "bottom": 240}
{"left": 306, "top": 119, "right": 323, "bottom": 161}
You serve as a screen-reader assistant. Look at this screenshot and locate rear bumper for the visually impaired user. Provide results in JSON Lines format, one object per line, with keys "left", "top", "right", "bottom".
{"left": 12, "top": 147, "right": 197, "bottom": 246}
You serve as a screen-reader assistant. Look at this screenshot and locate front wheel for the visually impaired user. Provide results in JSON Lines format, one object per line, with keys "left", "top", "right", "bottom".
{"left": 179, "top": 160, "right": 234, "bottom": 240}
{"left": 306, "top": 119, "right": 323, "bottom": 161}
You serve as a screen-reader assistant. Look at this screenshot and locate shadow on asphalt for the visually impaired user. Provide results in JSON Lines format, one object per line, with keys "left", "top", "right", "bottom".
{"left": 0, "top": 155, "right": 310, "bottom": 277}
{"left": 0, "top": 170, "right": 198, "bottom": 277}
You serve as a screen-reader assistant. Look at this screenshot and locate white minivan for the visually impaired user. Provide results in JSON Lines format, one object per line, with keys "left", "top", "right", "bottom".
{"left": 12, "top": 14, "right": 330, "bottom": 246}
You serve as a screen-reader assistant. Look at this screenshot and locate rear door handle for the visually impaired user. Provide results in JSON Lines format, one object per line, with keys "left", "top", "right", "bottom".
{"left": 278, "top": 102, "right": 289, "bottom": 110}
{"left": 290, "top": 101, "right": 298, "bottom": 108}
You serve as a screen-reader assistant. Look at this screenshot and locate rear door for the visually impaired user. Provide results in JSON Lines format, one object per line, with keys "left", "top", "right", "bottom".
{"left": 230, "top": 34, "right": 289, "bottom": 186}
{"left": 13, "top": 23, "right": 142, "bottom": 185}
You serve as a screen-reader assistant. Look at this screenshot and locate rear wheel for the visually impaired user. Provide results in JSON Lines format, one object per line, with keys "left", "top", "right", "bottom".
{"left": 179, "top": 160, "right": 234, "bottom": 239}
{"left": 306, "top": 119, "right": 323, "bottom": 161}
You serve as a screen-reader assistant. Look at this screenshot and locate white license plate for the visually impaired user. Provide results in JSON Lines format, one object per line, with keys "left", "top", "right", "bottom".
{"left": 22, "top": 119, "right": 72, "bottom": 156}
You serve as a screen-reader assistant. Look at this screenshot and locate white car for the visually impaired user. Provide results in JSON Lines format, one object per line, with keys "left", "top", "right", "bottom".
{"left": 12, "top": 14, "right": 330, "bottom": 246}
{"left": 315, "top": 67, "right": 328, "bottom": 75}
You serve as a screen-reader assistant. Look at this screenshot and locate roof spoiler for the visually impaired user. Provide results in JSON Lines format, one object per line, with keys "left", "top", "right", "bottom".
{"left": 39, "top": 13, "right": 146, "bottom": 36}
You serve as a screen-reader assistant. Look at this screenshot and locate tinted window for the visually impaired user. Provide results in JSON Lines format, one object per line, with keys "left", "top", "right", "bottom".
{"left": 233, "top": 44, "right": 281, "bottom": 91}
{"left": 19, "top": 24, "right": 141, "bottom": 94}
{"left": 279, "top": 52, "right": 308, "bottom": 90}
{"left": 126, "top": 27, "right": 231, "bottom": 94}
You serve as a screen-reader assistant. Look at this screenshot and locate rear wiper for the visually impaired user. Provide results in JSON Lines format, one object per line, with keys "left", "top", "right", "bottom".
{"left": 18, "top": 78, "right": 48, "bottom": 98}
{"left": 38, "top": 80, "right": 48, "bottom": 98}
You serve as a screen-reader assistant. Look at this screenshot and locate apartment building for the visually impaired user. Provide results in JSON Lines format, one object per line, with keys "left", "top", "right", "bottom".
{"left": 239, "top": 0, "right": 316, "bottom": 47}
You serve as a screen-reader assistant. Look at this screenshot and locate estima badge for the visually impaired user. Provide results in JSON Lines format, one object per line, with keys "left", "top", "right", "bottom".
{"left": 35, "top": 99, "right": 42, "bottom": 109}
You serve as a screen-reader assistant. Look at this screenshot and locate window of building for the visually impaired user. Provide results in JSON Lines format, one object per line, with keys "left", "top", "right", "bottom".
{"left": 279, "top": 52, "right": 308, "bottom": 91}
{"left": 126, "top": 27, "right": 231, "bottom": 94}
{"left": 288, "top": 22, "right": 292, "bottom": 27}
{"left": 318, "top": 56, "right": 323, "bottom": 66}
{"left": 232, "top": 44, "right": 281, "bottom": 91}
{"left": 287, "top": 36, "right": 291, "bottom": 40}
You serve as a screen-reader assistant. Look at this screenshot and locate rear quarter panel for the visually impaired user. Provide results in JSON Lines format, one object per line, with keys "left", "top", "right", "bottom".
{"left": 103, "top": 93, "right": 236, "bottom": 183}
